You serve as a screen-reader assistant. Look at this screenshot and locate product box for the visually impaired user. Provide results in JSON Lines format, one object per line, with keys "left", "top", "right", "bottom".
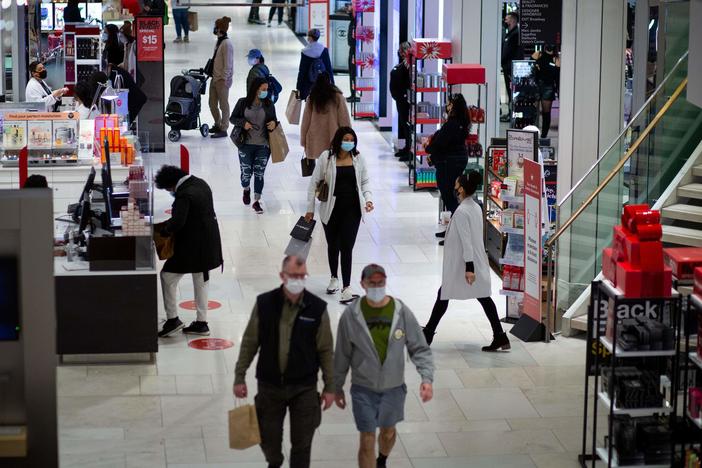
{"left": 53, "top": 119, "right": 78, "bottom": 148}
{"left": 490, "top": 180, "right": 501, "bottom": 199}
{"left": 442, "top": 63, "right": 486, "bottom": 85}
{"left": 412, "top": 39, "right": 452, "bottom": 60}
{"left": 501, "top": 210, "right": 514, "bottom": 228}
{"left": 513, "top": 211, "right": 525, "bottom": 229}
{"left": 662, "top": 247, "right": 702, "bottom": 280}
{"left": 2, "top": 121, "right": 27, "bottom": 150}
{"left": 602, "top": 248, "right": 616, "bottom": 284}
{"left": 27, "top": 120, "right": 53, "bottom": 149}
{"left": 503, "top": 177, "right": 519, "bottom": 197}
{"left": 78, "top": 119, "right": 96, "bottom": 159}
{"left": 615, "top": 262, "right": 672, "bottom": 298}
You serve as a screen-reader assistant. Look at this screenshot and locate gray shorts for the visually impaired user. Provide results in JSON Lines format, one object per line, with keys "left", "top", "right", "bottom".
{"left": 350, "top": 384, "right": 407, "bottom": 433}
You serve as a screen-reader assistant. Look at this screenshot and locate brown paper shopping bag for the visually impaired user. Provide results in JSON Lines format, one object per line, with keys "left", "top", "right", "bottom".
{"left": 285, "top": 91, "right": 302, "bottom": 125}
{"left": 228, "top": 403, "right": 261, "bottom": 450}
{"left": 269, "top": 125, "right": 289, "bottom": 163}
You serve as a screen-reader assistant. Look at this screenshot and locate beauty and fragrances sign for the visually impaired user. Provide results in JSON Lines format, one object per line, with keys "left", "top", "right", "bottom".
{"left": 136, "top": 16, "right": 163, "bottom": 62}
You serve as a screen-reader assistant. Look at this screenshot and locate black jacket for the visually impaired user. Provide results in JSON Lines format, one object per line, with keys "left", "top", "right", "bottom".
{"left": 109, "top": 66, "right": 147, "bottom": 124}
{"left": 501, "top": 27, "right": 523, "bottom": 69}
{"left": 103, "top": 43, "right": 124, "bottom": 69}
{"left": 229, "top": 97, "right": 278, "bottom": 141}
{"left": 295, "top": 47, "right": 334, "bottom": 100}
{"left": 426, "top": 118, "right": 469, "bottom": 161}
{"left": 255, "top": 287, "right": 327, "bottom": 387}
{"left": 163, "top": 176, "right": 223, "bottom": 275}
{"left": 389, "top": 62, "right": 410, "bottom": 102}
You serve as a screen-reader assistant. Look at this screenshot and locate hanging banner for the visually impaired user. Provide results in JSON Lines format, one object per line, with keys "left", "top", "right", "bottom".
{"left": 309, "top": 0, "right": 329, "bottom": 48}
{"left": 520, "top": 0, "right": 562, "bottom": 46}
{"left": 136, "top": 16, "right": 163, "bottom": 62}
{"left": 523, "top": 158, "right": 543, "bottom": 321}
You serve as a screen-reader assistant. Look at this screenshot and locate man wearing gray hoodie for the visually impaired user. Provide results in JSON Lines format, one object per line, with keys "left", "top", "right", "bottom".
{"left": 334, "top": 264, "right": 434, "bottom": 468}
{"left": 295, "top": 28, "right": 334, "bottom": 100}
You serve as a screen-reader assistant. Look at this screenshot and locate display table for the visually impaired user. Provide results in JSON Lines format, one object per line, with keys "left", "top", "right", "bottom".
{"left": 54, "top": 256, "right": 158, "bottom": 358}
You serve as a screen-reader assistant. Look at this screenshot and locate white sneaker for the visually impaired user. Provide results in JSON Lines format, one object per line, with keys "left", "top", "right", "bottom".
{"left": 326, "top": 277, "right": 339, "bottom": 294}
{"left": 340, "top": 287, "right": 356, "bottom": 304}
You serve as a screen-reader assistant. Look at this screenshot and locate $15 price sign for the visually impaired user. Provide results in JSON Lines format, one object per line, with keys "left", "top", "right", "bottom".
{"left": 136, "top": 17, "right": 163, "bottom": 62}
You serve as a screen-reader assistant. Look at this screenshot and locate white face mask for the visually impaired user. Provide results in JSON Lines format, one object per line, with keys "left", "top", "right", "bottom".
{"left": 284, "top": 278, "right": 306, "bottom": 295}
{"left": 118, "top": 33, "right": 128, "bottom": 44}
{"left": 248, "top": 57, "right": 258, "bottom": 66}
{"left": 366, "top": 287, "right": 386, "bottom": 303}
{"left": 101, "top": 31, "right": 108, "bottom": 41}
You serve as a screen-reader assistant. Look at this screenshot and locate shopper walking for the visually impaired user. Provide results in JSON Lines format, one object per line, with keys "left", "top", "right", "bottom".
{"left": 296, "top": 29, "right": 334, "bottom": 101}
{"left": 305, "top": 127, "right": 373, "bottom": 303}
{"left": 389, "top": 42, "right": 412, "bottom": 160}
{"left": 229, "top": 77, "right": 279, "bottom": 214}
{"left": 248, "top": 0, "right": 264, "bottom": 24}
{"left": 426, "top": 93, "right": 469, "bottom": 241}
{"left": 334, "top": 264, "right": 434, "bottom": 468}
{"left": 345, "top": 3, "right": 358, "bottom": 102}
{"left": 208, "top": 16, "right": 234, "bottom": 138}
{"left": 234, "top": 255, "right": 335, "bottom": 468}
{"left": 101, "top": 24, "right": 123, "bottom": 71}
{"left": 267, "top": 0, "right": 285, "bottom": 27}
{"left": 118, "top": 22, "right": 137, "bottom": 82}
{"left": 300, "top": 73, "right": 351, "bottom": 160}
{"left": 245, "top": 49, "right": 270, "bottom": 92}
{"left": 532, "top": 44, "right": 560, "bottom": 138}
{"left": 422, "top": 172, "right": 510, "bottom": 351}
{"left": 172, "top": 0, "right": 190, "bottom": 43}
{"left": 501, "top": 11, "right": 522, "bottom": 122}
{"left": 155, "top": 165, "right": 223, "bottom": 338}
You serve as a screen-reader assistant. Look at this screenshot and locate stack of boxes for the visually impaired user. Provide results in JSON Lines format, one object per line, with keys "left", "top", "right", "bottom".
{"left": 601, "top": 204, "right": 672, "bottom": 298}
{"left": 128, "top": 165, "right": 148, "bottom": 200}
{"left": 120, "top": 201, "right": 150, "bottom": 237}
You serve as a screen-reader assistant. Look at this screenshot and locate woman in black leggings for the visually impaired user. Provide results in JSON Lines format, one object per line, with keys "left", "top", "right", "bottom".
{"left": 306, "top": 127, "right": 373, "bottom": 303}
{"left": 422, "top": 172, "right": 510, "bottom": 352}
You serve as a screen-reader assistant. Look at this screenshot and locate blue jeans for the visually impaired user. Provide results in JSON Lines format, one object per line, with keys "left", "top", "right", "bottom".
{"left": 239, "top": 144, "right": 270, "bottom": 198}
{"left": 173, "top": 8, "right": 189, "bottom": 38}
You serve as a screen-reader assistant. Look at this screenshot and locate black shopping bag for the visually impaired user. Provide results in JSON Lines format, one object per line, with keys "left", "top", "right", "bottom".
{"left": 290, "top": 216, "right": 316, "bottom": 242}
{"left": 301, "top": 158, "right": 316, "bottom": 177}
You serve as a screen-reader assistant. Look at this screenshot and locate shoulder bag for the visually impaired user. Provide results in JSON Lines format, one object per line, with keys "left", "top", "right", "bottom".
{"left": 315, "top": 155, "right": 333, "bottom": 202}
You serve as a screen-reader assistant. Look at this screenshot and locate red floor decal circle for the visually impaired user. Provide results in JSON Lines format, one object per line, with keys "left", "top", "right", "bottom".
{"left": 179, "top": 300, "right": 222, "bottom": 310}
{"left": 188, "top": 338, "right": 233, "bottom": 350}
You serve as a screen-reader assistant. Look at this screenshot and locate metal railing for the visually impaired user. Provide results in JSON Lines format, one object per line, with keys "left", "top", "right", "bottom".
{"left": 542, "top": 53, "right": 691, "bottom": 342}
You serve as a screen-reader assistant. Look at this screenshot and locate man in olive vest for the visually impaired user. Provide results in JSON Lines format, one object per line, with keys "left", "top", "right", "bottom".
{"left": 234, "top": 255, "right": 335, "bottom": 468}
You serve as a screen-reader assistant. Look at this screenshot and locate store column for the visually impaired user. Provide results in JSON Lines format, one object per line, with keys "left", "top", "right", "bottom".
{"left": 690, "top": 0, "right": 702, "bottom": 108}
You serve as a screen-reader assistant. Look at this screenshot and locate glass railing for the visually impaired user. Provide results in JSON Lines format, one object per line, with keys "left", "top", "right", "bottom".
{"left": 545, "top": 51, "right": 701, "bottom": 332}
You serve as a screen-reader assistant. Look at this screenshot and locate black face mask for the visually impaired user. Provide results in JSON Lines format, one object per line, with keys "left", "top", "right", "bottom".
{"left": 37, "top": 70, "right": 47, "bottom": 79}
{"left": 454, "top": 189, "right": 462, "bottom": 199}
{"left": 213, "top": 27, "right": 218, "bottom": 35}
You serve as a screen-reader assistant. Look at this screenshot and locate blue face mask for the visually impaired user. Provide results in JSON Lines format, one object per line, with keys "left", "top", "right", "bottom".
{"left": 258, "top": 90, "right": 268, "bottom": 99}
{"left": 340, "top": 141, "right": 355, "bottom": 152}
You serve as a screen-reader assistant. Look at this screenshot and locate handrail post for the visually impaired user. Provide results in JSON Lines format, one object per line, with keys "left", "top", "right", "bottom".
{"left": 544, "top": 243, "right": 554, "bottom": 343}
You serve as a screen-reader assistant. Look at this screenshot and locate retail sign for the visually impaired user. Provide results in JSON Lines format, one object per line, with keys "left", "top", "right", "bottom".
{"left": 523, "top": 158, "right": 542, "bottom": 321}
{"left": 520, "top": 0, "right": 562, "bottom": 46}
{"left": 136, "top": 17, "right": 163, "bottom": 62}
{"left": 309, "top": 0, "right": 329, "bottom": 48}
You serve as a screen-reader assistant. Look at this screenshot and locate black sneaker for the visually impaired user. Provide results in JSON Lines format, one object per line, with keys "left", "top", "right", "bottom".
{"left": 183, "top": 321, "right": 210, "bottom": 336}
{"left": 208, "top": 125, "right": 220, "bottom": 134}
{"left": 210, "top": 131, "right": 227, "bottom": 138}
{"left": 158, "top": 318, "right": 184, "bottom": 337}
{"left": 243, "top": 189, "right": 251, "bottom": 205}
{"left": 435, "top": 231, "right": 446, "bottom": 238}
{"left": 252, "top": 200, "right": 264, "bottom": 214}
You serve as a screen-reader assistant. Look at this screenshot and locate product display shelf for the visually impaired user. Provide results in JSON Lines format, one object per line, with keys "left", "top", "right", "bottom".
{"left": 580, "top": 280, "right": 682, "bottom": 468}
{"left": 681, "top": 292, "right": 702, "bottom": 463}
{"left": 405, "top": 40, "right": 452, "bottom": 191}
{"left": 351, "top": 2, "right": 379, "bottom": 121}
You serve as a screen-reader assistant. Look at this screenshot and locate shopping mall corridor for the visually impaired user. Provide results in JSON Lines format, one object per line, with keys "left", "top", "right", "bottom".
{"left": 57, "top": 6, "right": 587, "bottom": 467}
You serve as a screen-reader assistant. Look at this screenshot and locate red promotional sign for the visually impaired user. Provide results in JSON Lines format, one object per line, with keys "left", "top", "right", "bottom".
{"left": 188, "top": 338, "right": 234, "bottom": 351}
{"left": 136, "top": 17, "right": 163, "bottom": 62}
{"left": 523, "top": 158, "right": 542, "bottom": 321}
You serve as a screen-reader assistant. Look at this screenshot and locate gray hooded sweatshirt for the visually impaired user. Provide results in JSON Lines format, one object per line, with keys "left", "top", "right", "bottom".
{"left": 334, "top": 297, "right": 434, "bottom": 393}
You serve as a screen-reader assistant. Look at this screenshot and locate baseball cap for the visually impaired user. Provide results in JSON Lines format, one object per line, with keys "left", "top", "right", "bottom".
{"left": 361, "top": 264, "right": 387, "bottom": 280}
{"left": 308, "top": 28, "right": 321, "bottom": 40}
{"left": 247, "top": 49, "right": 263, "bottom": 60}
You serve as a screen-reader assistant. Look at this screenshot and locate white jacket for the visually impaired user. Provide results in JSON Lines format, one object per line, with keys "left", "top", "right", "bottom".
{"left": 441, "top": 197, "right": 492, "bottom": 300}
{"left": 306, "top": 150, "right": 372, "bottom": 225}
{"left": 25, "top": 78, "right": 57, "bottom": 111}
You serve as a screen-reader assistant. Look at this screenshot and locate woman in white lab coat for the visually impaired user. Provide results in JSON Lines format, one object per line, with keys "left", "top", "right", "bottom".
{"left": 25, "top": 61, "right": 67, "bottom": 111}
{"left": 422, "top": 171, "right": 510, "bottom": 352}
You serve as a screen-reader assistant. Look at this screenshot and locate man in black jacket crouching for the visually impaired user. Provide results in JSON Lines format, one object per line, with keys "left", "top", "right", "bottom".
{"left": 155, "top": 165, "right": 223, "bottom": 337}
{"left": 234, "top": 255, "right": 335, "bottom": 468}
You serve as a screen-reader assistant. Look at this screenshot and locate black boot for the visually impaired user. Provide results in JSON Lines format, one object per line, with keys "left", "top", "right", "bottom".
{"left": 541, "top": 112, "right": 551, "bottom": 138}
{"left": 422, "top": 327, "right": 436, "bottom": 346}
{"left": 482, "top": 332, "right": 511, "bottom": 352}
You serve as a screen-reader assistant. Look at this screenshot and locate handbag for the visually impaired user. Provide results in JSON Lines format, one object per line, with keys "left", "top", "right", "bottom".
{"left": 285, "top": 90, "right": 302, "bottom": 125}
{"left": 229, "top": 126, "right": 247, "bottom": 149}
{"left": 111, "top": 74, "right": 130, "bottom": 119}
{"left": 268, "top": 124, "right": 289, "bottom": 163}
{"left": 315, "top": 155, "right": 333, "bottom": 202}
{"left": 153, "top": 222, "right": 174, "bottom": 260}
{"left": 228, "top": 402, "right": 261, "bottom": 450}
{"left": 301, "top": 156, "right": 315, "bottom": 177}
{"left": 290, "top": 216, "right": 316, "bottom": 242}
{"left": 187, "top": 10, "right": 198, "bottom": 31}
{"left": 468, "top": 106, "right": 485, "bottom": 123}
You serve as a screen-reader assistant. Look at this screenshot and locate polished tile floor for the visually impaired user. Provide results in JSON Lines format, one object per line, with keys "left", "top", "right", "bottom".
{"left": 57, "top": 7, "right": 585, "bottom": 467}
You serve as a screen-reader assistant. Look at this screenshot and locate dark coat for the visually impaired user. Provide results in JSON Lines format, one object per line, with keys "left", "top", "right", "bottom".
{"left": 295, "top": 47, "right": 334, "bottom": 100}
{"left": 63, "top": 5, "right": 84, "bottom": 23}
{"left": 163, "top": 176, "right": 223, "bottom": 275}
{"left": 501, "top": 27, "right": 523, "bottom": 69}
{"left": 426, "top": 118, "right": 469, "bottom": 161}
{"left": 229, "top": 97, "right": 278, "bottom": 142}
{"left": 389, "top": 62, "right": 410, "bottom": 102}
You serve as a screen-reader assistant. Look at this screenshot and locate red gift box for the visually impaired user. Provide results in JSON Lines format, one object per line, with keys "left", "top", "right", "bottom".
{"left": 695, "top": 266, "right": 702, "bottom": 296}
{"left": 612, "top": 225, "right": 630, "bottom": 262}
{"left": 622, "top": 204, "right": 652, "bottom": 228}
{"left": 663, "top": 248, "right": 702, "bottom": 280}
{"left": 623, "top": 236, "right": 664, "bottom": 270}
{"left": 412, "top": 39, "right": 452, "bottom": 60}
{"left": 616, "top": 262, "right": 672, "bottom": 298}
{"left": 442, "top": 63, "right": 486, "bottom": 85}
{"left": 602, "top": 248, "right": 616, "bottom": 284}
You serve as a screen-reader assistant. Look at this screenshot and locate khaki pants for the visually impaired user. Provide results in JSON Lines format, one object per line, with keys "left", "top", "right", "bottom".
{"left": 209, "top": 79, "right": 230, "bottom": 132}
{"left": 160, "top": 271, "right": 209, "bottom": 322}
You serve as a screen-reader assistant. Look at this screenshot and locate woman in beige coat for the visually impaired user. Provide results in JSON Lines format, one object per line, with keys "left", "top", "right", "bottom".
{"left": 300, "top": 73, "right": 351, "bottom": 160}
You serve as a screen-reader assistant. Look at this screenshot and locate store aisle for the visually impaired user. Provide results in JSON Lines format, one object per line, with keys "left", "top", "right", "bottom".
{"left": 57, "top": 6, "right": 585, "bottom": 468}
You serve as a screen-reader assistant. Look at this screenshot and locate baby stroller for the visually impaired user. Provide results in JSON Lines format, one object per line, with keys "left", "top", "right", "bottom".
{"left": 165, "top": 69, "right": 210, "bottom": 142}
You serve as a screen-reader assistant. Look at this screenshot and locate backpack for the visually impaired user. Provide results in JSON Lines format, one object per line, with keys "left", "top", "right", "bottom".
{"left": 267, "top": 75, "right": 283, "bottom": 103}
{"left": 308, "top": 57, "right": 326, "bottom": 85}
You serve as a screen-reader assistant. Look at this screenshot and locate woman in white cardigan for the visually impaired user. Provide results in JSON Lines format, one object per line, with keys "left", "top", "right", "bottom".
{"left": 305, "top": 127, "right": 373, "bottom": 303}
{"left": 422, "top": 171, "right": 510, "bottom": 352}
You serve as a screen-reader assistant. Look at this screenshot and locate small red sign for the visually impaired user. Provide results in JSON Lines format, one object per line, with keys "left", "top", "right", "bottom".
{"left": 188, "top": 338, "right": 233, "bottom": 351}
{"left": 136, "top": 17, "right": 163, "bottom": 62}
{"left": 179, "top": 300, "right": 222, "bottom": 310}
